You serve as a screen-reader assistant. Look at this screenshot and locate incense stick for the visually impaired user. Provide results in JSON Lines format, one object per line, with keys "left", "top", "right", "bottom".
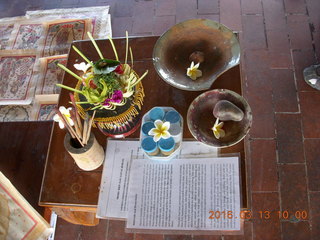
{"left": 82, "top": 114, "right": 89, "bottom": 145}
{"left": 86, "top": 111, "right": 96, "bottom": 144}
{"left": 69, "top": 93, "right": 83, "bottom": 133}
{"left": 70, "top": 109, "right": 82, "bottom": 139}
{"left": 61, "top": 113, "right": 84, "bottom": 147}
{"left": 54, "top": 107, "right": 84, "bottom": 147}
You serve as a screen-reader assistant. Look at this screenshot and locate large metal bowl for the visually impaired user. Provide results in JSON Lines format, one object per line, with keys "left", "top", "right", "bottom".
{"left": 153, "top": 19, "right": 240, "bottom": 91}
{"left": 187, "top": 89, "right": 252, "bottom": 148}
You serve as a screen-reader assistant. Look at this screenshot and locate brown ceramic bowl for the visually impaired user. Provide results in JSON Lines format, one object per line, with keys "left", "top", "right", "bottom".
{"left": 187, "top": 89, "right": 252, "bottom": 148}
{"left": 153, "top": 19, "right": 240, "bottom": 91}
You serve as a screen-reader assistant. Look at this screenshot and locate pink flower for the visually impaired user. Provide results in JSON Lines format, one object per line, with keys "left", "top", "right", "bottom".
{"left": 111, "top": 90, "right": 123, "bottom": 103}
{"left": 103, "top": 98, "right": 111, "bottom": 106}
{"left": 103, "top": 90, "right": 123, "bottom": 106}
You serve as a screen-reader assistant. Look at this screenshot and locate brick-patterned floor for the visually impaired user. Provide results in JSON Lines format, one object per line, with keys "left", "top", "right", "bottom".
{"left": 1, "top": 0, "right": 319, "bottom": 239}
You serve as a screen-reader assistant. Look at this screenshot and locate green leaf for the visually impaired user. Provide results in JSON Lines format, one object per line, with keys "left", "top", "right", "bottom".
{"left": 94, "top": 66, "right": 118, "bottom": 74}
{"left": 93, "top": 59, "right": 120, "bottom": 74}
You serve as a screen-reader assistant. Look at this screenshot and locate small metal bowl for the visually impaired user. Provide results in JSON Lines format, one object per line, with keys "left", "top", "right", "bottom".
{"left": 153, "top": 19, "right": 240, "bottom": 91}
{"left": 187, "top": 89, "right": 252, "bottom": 148}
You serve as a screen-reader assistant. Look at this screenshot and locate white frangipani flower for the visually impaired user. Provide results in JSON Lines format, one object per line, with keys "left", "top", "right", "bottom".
{"left": 148, "top": 120, "right": 171, "bottom": 142}
{"left": 74, "top": 62, "right": 91, "bottom": 73}
{"left": 53, "top": 106, "right": 74, "bottom": 129}
{"left": 211, "top": 118, "right": 225, "bottom": 139}
{"left": 309, "top": 78, "right": 317, "bottom": 85}
{"left": 187, "top": 61, "right": 202, "bottom": 80}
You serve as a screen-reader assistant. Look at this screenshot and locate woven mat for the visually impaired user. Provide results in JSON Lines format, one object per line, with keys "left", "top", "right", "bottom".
{"left": 0, "top": 6, "right": 111, "bottom": 122}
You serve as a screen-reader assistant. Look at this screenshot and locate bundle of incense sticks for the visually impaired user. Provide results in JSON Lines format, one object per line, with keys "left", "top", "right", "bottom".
{"left": 54, "top": 93, "right": 96, "bottom": 147}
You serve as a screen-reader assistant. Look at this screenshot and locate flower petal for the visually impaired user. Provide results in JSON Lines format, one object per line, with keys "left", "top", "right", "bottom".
{"left": 59, "top": 106, "right": 67, "bottom": 113}
{"left": 153, "top": 133, "right": 162, "bottom": 142}
{"left": 309, "top": 78, "right": 317, "bottom": 85}
{"left": 67, "top": 117, "right": 74, "bottom": 126}
{"left": 195, "top": 69, "right": 202, "bottom": 78}
{"left": 58, "top": 121, "right": 65, "bottom": 129}
{"left": 74, "top": 62, "right": 91, "bottom": 73}
{"left": 53, "top": 114, "right": 60, "bottom": 122}
{"left": 216, "top": 121, "right": 224, "bottom": 129}
{"left": 213, "top": 129, "right": 220, "bottom": 139}
{"left": 148, "top": 128, "right": 159, "bottom": 136}
{"left": 161, "top": 131, "right": 171, "bottom": 139}
{"left": 162, "top": 121, "right": 170, "bottom": 131}
{"left": 219, "top": 129, "right": 225, "bottom": 138}
{"left": 154, "top": 119, "right": 163, "bottom": 129}
{"left": 214, "top": 118, "right": 220, "bottom": 126}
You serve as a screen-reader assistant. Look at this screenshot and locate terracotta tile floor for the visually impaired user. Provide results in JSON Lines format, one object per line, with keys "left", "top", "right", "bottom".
{"left": 1, "top": 0, "right": 320, "bottom": 239}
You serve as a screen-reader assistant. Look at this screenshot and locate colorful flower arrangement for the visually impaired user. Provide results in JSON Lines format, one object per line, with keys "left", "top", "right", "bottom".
{"left": 56, "top": 31, "right": 148, "bottom": 111}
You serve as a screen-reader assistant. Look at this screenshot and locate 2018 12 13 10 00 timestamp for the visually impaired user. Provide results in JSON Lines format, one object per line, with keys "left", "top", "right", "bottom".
{"left": 208, "top": 210, "right": 308, "bottom": 220}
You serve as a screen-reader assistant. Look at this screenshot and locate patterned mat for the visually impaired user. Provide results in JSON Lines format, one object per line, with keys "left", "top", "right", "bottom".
{"left": 0, "top": 172, "right": 53, "bottom": 239}
{"left": 0, "top": 6, "right": 111, "bottom": 122}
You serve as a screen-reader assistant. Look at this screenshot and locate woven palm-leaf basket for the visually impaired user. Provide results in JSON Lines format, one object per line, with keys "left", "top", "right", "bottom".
{"left": 74, "top": 70, "right": 145, "bottom": 137}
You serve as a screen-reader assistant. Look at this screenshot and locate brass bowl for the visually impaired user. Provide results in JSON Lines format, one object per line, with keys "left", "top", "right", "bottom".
{"left": 153, "top": 19, "right": 240, "bottom": 91}
{"left": 187, "top": 89, "right": 252, "bottom": 148}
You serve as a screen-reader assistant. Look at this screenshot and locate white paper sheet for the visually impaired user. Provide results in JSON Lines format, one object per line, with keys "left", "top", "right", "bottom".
{"left": 96, "top": 139, "right": 218, "bottom": 220}
{"left": 127, "top": 157, "right": 241, "bottom": 231}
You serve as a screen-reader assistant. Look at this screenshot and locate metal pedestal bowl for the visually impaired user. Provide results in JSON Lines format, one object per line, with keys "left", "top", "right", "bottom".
{"left": 153, "top": 19, "right": 240, "bottom": 91}
{"left": 187, "top": 89, "right": 252, "bottom": 148}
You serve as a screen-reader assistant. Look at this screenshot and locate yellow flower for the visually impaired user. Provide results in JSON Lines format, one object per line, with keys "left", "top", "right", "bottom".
{"left": 211, "top": 118, "right": 225, "bottom": 139}
{"left": 53, "top": 106, "right": 74, "bottom": 129}
{"left": 187, "top": 61, "right": 202, "bottom": 80}
{"left": 148, "top": 120, "right": 171, "bottom": 142}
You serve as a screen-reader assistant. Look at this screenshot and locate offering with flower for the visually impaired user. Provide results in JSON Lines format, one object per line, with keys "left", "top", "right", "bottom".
{"left": 55, "top": 31, "right": 148, "bottom": 136}
{"left": 140, "top": 107, "right": 183, "bottom": 160}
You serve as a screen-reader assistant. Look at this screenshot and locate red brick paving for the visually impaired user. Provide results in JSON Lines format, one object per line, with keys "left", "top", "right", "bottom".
{"left": 193, "top": 235, "right": 221, "bottom": 240}
{"left": 275, "top": 114, "right": 304, "bottom": 163}
{"left": 252, "top": 192, "right": 281, "bottom": 240}
{"left": 279, "top": 164, "right": 309, "bottom": 217}
{"left": 250, "top": 140, "right": 278, "bottom": 192}
{"left": 241, "top": 0, "right": 262, "bottom": 15}
{"left": 304, "top": 139, "right": 320, "bottom": 191}
{"left": 292, "top": 49, "right": 317, "bottom": 91}
{"left": 135, "top": 233, "right": 164, "bottom": 240}
{"left": 287, "top": 15, "right": 313, "bottom": 50}
{"left": 309, "top": 192, "right": 320, "bottom": 238}
{"left": 300, "top": 91, "right": 320, "bottom": 138}
{"left": 281, "top": 221, "right": 311, "bottom": 240}
{"left": 271, "top": 70, "right": 298, "bottom": 112}
{"left": 1, "top": 0, "right": 320, "bottom": 239}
